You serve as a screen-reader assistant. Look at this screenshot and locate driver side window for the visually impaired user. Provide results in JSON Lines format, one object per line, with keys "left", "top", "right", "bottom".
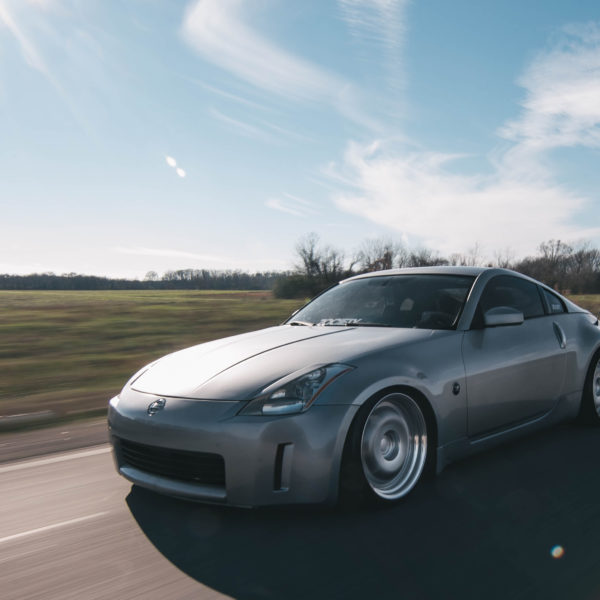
{"left": 472, "top": 275, "right": 544, "bottom": 328}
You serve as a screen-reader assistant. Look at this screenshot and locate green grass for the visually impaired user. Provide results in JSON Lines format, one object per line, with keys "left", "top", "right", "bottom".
{"left": 1, "top": 290, "right": 598, "bottom": 420}
{"left": 570, "top": 295, "right": 600, "bottom": 316}
{"left": 0, "top": 290, "right": 303, "bottom": 417}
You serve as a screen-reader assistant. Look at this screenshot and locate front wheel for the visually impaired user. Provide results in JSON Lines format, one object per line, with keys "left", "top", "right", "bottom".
{"left": 579, "top": 352, "right": 600, "bottom": 425}
{"left": 340, "top": 392, "right": 429, "bottom": 505}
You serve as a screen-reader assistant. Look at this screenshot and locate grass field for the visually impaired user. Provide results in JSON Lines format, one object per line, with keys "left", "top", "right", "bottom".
{"left": 0, "top": 290, "right": 303, "bottom": 419}
{"left": 1, "top": 290, "right": 598, "bottom": 422}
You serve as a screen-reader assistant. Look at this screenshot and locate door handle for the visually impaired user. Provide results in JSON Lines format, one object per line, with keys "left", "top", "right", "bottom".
{"left": 553, "top": 322, "right": 566, "bottom": 349}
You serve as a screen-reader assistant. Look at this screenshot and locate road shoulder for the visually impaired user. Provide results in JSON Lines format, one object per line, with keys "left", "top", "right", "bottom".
{"left": 0, "top": 418, "right": 109, "bottom": 463}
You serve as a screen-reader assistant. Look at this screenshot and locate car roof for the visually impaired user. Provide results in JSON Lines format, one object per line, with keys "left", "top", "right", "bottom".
{"left": 342, "top": 265, "right": 490, "bottom": 282}
{"left": 341, "top": 265, "right": 587, "bottom": 316}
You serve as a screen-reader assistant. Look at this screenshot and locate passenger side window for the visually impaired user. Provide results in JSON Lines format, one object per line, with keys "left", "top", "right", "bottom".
{"left": 542, "top": 289, "right": 566, "bottom": 314}
{"left": 477, "top": 275, "right": 545, "bottom": 321}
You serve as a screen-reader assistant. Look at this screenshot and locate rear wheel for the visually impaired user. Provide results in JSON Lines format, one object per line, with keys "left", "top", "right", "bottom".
{"left": 340, "top": 392, "right": 429, "bottom": 505}
{"left": 580, "top": 352, "right": 600, "bottom": 425}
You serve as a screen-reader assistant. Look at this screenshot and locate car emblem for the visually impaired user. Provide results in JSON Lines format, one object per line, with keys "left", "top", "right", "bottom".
{"left": 147, "top": 398, "right": 166, "bottom": 416}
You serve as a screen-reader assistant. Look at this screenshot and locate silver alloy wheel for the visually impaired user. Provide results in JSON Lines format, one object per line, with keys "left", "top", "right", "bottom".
{"left": 593, "top": 359, "right": 600, "bottom": 417}
{"left": 360, "top": 393, "right": 427, "bottom": 500}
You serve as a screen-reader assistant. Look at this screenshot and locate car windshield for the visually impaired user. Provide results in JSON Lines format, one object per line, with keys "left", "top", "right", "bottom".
{"left": 289, "top": 274, "right": 475, "bottom": 329}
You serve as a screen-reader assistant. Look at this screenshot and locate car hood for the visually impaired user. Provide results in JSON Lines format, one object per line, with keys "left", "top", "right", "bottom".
{"left": 130, "top": 325, "right": 439, "bottom": 400}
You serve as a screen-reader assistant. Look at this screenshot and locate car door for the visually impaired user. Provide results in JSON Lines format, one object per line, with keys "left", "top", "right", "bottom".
{"left": 462, "top": 275, "right": 567, "bottom": 437}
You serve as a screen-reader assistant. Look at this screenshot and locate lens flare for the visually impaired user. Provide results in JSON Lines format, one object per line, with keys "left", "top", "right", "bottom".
{"left": 551, "top": 545, "right": 565, "bottom": 559}
{"left": 176, "top": 167, "right": 186, "bottom": 178}
{"left": 165, "top": 156, "right": 177, "bottom": 167}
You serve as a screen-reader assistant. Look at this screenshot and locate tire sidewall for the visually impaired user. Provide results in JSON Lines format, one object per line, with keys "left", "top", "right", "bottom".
{"left": 339, "top": 390, "right": 430, "bottom": 508}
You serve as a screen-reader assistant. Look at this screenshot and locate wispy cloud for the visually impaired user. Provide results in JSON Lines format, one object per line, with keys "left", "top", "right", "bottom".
{"left": 259, "top": 120, "right": 316, "bottom": 144}
{"left": 182, "top": 0, "right": 338, "bottom": 101}
{"left": 0, "top": 0, "right": 57, "bottom": 85}
{"left": 114, "top": 246, "right": 288, "bottom": 271}
{"left": 265, "top": 194, "right": 319, "bottom": 218}
{"left": 209, "top": 107, "right": 274, "bottom": 142}
{"left": 329, "top": 25, "right": 600, "bottom": 257}
{"left": 115, "top": 246, "right": 229, "bottom": 263}
{"left": 181, "top": 0, "right": 379, "bottom": 130}
{"left": 337, "top": 0, "right": 409, "bottom": 96}
{"left": 338, "top": 0, "right": 408, "bottom": 51}
{"left": 187, "top": 78, "right": 270, "bottom": 111}
{"left": 0, "top": 0, "right": 113, "bottom": 132}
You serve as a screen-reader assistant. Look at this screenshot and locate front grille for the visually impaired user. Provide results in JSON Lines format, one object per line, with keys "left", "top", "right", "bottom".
{"left": 117, "top": 437, "right": 225, "bottom": 486}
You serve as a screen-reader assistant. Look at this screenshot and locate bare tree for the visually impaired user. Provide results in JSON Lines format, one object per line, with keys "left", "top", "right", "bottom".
{"left": 144, "top": 270, "right": 159, "bottom": 281}
{"left": 492, "top": 248, "right": 515, "bottom": 269}
{"left": 355, "top": 238, "right": 408, "bottom": 272}
{"left": 295, "top": 233, "right": 345, "bottom": 282}
{"left": 295, "top": 233, "right": 322, "bottom": 278}
{"left": 448, "top": 244, "right": 482, "bottom": 266}
{"left": 539, "top": 239, "right": 572, "bottom": 264}
{"left": 407, "top": 248, "right": 448, "bottom": 267}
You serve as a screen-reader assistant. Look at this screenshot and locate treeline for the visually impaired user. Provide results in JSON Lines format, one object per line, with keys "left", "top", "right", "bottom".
{"left": 3, "top": 237, "right": 600, "bottom": 295}
{"left": 0, "top": 270, "right": 283, "bottom": 291}
{"left": 272, "top": 235, "right": 600, "bottom": 298}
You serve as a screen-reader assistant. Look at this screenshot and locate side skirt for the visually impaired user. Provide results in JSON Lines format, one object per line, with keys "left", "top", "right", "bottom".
{"left": 435, "top": 390, "right": 581, "bottom": 474}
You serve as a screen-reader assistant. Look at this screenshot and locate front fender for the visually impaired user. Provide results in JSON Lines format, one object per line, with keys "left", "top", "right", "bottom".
{"left": 315, "top": 330, "right": 467, "bottom": 449}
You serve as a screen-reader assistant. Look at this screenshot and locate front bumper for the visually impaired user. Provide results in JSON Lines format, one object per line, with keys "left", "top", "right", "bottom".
{"left": 108, "top": 388, "right": 358, "bottom": 507}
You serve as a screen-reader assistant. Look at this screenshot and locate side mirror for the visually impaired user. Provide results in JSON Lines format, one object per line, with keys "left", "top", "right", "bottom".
{"left": 484, "top": 306, "right": 524, "bottom": 327}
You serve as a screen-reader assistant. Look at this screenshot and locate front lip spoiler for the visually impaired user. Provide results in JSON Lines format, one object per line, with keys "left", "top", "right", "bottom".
{"left": 119, "top": 465, "right": 227, "bottom": 504}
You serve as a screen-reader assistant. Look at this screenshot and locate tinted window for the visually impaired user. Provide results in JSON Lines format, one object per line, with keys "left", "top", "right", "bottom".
{"left": 290, "top": 275, "right": 475, "bottom": 329}
{"left": 542, "top": 289, "right": 566, "bottom": 314}
{"left": 478, "top": 275, "right": 544, "bottom": 320}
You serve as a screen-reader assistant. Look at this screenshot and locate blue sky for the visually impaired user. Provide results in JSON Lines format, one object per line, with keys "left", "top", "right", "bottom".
{"left": 1, "top": 0, "right": 600, "bottom": 277}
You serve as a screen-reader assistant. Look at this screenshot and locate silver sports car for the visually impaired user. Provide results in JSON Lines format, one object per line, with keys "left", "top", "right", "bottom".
{"left": 108, "top": 266, "right": 600, "bottom": 507}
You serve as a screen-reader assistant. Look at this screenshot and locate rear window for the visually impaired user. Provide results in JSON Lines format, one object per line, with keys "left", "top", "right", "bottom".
{"left": 542, "top": 289, "right": 566, "bottom": 314}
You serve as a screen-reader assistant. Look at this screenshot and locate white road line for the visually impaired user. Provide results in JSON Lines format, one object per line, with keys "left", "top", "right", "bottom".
{"left": 0, "top": 512, "right": 109, "bottom": 545}
{"left": 0, "top": 446, "right": 111, "bottom": 474}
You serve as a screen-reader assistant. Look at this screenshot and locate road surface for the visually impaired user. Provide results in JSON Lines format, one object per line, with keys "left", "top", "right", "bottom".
{"left": 1, "top": 422, "right": 600, "bottom": 599}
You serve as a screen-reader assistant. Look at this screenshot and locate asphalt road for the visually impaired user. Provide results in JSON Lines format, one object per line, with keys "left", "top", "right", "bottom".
{"left": 2, "top": 422, "right": 600, "bottom": 600}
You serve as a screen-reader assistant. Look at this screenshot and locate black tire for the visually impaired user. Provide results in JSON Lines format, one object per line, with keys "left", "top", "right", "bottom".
{"left": 339, "top": 391, "right": 431, "bottom": 508}
{"left": 579, "top": 351, "right": 600, "bottom": 426}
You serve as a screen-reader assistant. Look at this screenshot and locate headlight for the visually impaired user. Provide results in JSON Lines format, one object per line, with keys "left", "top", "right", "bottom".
{"left": 239, "top": 364, "right": 354, "bottom": 416}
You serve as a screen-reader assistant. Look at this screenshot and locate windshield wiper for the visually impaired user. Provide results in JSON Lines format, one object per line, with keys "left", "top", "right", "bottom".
{"left": 288, "top": 320, "right": 314, "bottom": 326}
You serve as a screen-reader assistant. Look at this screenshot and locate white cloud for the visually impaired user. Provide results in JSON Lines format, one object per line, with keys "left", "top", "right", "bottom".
{"left": 181, "top": 0, "right": 379, "bottom": 130}
{"left": 327, "top": 24, "right": 600, "bottom": 258}
{"left": 499, "top": 24, "right": 600, "bottom": 171}
{"left": 331, "top": 141, "right": 598, "bottom": 257}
